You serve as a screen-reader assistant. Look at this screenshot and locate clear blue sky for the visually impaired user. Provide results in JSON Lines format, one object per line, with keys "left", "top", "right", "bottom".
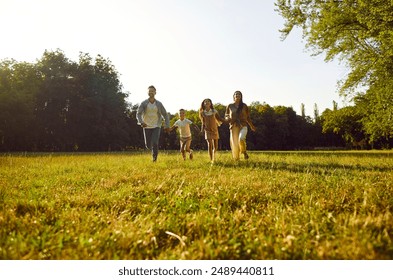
{"left": 1, "top": 0, "right": 349, "bottom": 116}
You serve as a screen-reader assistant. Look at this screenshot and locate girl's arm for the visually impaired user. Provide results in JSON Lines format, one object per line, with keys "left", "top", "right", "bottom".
{"left": 214, "top": 110, "right": 225, "bottom": 124}
{"left": 199, "top": 110, "right": 205, "bottom": 131}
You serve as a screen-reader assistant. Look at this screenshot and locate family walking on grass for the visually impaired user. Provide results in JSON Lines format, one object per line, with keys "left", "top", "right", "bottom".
{"left": 136, "top": 85, "right": 256, "bottom": 162}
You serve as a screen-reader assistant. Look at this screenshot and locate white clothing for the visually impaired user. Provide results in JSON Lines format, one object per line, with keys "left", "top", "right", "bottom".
{"left": 144, "top": 102, "right": 159, "bottom": 128}
{"left": 230, "top": 126, "right": 248, "bottom": 160}
{"left": 203, "top": 109, "right": 214, "bottom": 116}
{"left": 174, "top": 119, "right": 193, "bottom": 138}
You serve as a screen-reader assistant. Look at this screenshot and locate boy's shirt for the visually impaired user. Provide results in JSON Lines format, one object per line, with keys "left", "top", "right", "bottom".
{"left": 174, "top": 119, "right": 193, "bottom": 138}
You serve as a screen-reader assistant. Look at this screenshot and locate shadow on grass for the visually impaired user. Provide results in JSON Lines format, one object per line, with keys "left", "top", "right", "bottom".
{"left": 213, "top": 160, "right": 392, "bottom": 174}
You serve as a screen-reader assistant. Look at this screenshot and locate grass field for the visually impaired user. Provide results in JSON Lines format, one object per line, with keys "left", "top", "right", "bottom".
{"left": 0, "top": 150, "right": 392, "bottom": 260}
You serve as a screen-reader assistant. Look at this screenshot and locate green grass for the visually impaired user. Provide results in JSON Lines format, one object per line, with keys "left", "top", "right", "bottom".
{"left": 0, "top": 151, "right": 392, "bottom": 259}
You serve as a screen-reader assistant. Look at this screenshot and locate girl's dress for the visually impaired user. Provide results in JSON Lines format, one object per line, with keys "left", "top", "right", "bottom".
{"left": 201, "top": 109, "right": 221, "bottom": 140}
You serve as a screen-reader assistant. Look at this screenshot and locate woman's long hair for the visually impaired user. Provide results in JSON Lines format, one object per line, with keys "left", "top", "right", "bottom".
{"left": 234, "top": 91, "right": 244, "bottom": 114}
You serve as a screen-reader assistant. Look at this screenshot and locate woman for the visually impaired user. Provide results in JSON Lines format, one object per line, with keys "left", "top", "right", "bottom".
{"left": 225, "top": 91, "right": 256, "bottom": 160}
{"left": 199, "top": 98, "right": 225, "bottom": 162}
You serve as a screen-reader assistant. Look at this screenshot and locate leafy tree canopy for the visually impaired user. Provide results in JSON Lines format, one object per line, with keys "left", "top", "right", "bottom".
{"left": 275, "top": 0, "right": 393, "bottom": 142}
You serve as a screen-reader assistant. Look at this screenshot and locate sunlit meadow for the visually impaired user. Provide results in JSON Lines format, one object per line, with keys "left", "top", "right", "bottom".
{"left": 0, "top": 151, "right": 392, "bottom": 259}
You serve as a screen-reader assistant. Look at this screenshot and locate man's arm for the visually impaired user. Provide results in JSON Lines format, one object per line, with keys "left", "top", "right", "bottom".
{"left": 136, "top": 101, "right": 146, "bottom": 126}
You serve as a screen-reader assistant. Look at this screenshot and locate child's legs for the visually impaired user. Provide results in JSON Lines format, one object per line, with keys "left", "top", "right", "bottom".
{"left": 187, "top": 138, "right": 193, "bottom": 159}
{"left": 230, "top": 126, "right": 241, "bottom": 160}
{"left": 206, "top": 139, "right": 214, "bottom": 160}
{"left": 180, "top": 140, "right": 186, "bottom": 153}
{"left": 212, "top": 139, "right": 219, "bottom": 160}
{"left": 179, "top": 138, "right": 188, "bottom": 159}
{"left": 180, "top": 137, "right": 191, "bottom": 153}
{"left": 179, "top": 140, "right": 186, "bottom": 158}
{"left": 239, "top": 126, "right": 248, "bottom": 153}
{"left": 185, "top": 138, "right": 192, "bottom": 153}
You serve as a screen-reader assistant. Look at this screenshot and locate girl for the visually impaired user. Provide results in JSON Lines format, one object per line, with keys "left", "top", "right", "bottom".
{"left": 225, "top": 91, "right": 256, "bottom": 160}
{"left": 199, "top": 98, "right": 225, "bottom": 162}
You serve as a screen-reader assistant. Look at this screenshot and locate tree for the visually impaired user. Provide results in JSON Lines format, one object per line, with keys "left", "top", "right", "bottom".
{"left": 313, "top": 103, "right": 320, "bottom": 124}
{"left": 0, "top": 60, "right": 41, "bottom": 151}
{"left": 127, "top": 103, "right": 145, "bottom": 149}
{"left": 1, "top": 55, "right": 133, "bottom": 152}
{"left": 29, "top": 49, "right": 131, "bottom": 151}
{"left": 35, "top": 50, "right": 78, "bottom": 150}
{"left": 321, "top": 106, "right": 367, "bottom": 149}
{"left": 301, "top": 103, "right": 306, "bottom": 118}
{"left": 248, "top": 102, "right": 275, "bottom": 150}
{"left": 355, "top": 75, "right": 393, "bottom": 143}
{"left": 74, "top": 53, "right": 130, "bottom": 151}
{"left": 275, "top": 0, "right": 393, "bottom": 142}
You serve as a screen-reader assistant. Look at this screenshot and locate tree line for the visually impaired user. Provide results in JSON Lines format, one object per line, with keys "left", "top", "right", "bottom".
{"left": 0, "top": 50, "right": 392, "bottom": 152}
{"left": 276, "top": 0, "right": 393, "bottom": 149}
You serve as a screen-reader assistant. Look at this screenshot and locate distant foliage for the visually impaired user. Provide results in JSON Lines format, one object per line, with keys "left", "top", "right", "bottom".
{"left": 0, "top": 50, "right": 137, "bottom": 151}
{"left": 3, "top": 48, "right": 391, "bottom": 151}
{"left": 163, "top": 102, "right": 345, "bottom": 151}
{"left": 275, "top": 0, "right": 393, "bottom": 147}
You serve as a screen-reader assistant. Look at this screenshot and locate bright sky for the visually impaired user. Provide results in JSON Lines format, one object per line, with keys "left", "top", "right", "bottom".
{"left": 1, "top": 0, "right": 349, "bottom": 116}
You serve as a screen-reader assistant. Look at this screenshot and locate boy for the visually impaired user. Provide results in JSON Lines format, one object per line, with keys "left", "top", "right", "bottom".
{"left": 169, "top": 109, "right": 199, "bottom": 160}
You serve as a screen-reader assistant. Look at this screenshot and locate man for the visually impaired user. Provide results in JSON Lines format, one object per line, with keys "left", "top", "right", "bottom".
{"left": 136, "top": 85, "right": 170, "bottom": 162}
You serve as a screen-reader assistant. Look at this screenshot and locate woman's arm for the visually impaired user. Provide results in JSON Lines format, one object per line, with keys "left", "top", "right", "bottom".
{"left": 244, "top": 105, "right": 256, "bottom": 131}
